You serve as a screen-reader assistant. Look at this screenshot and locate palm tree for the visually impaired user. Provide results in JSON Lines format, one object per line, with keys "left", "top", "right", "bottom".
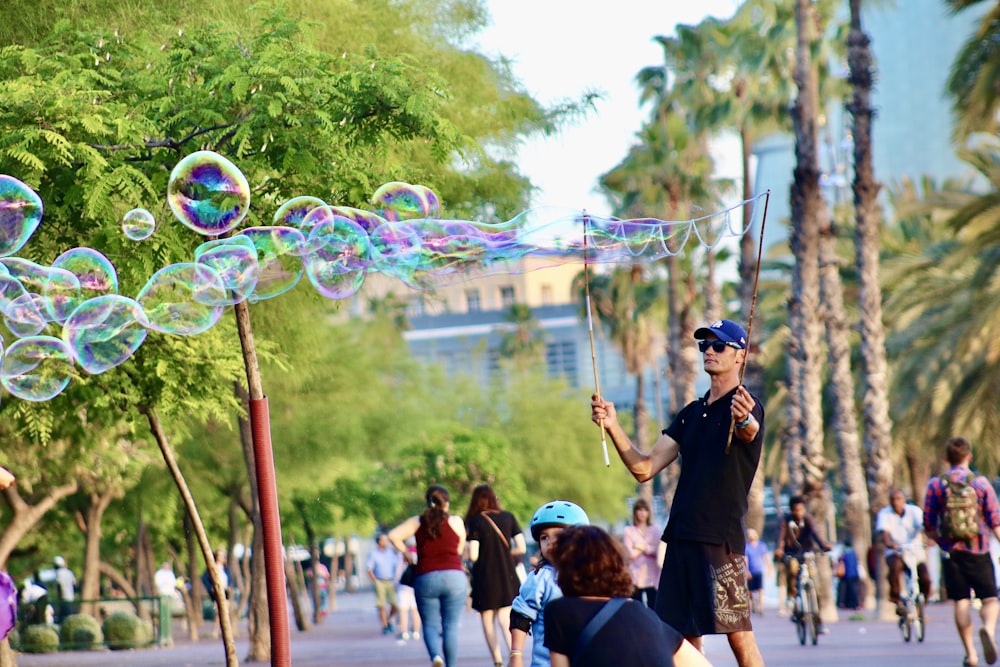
{"left": 789, "top": 0, "right": 836, "bottom": 623}
{"left": 844, "top": 0, "right": 883, "bottom": 611}
{"left": 946, "top": 0, "right": 1000, "bottom": 137}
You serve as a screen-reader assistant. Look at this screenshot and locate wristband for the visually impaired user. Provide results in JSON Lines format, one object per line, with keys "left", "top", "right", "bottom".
{"left": 736, "top": 415, "right": 752, "bottom": 429}
{"left": 510, "top": 650, "right": 523, "bottom": 656}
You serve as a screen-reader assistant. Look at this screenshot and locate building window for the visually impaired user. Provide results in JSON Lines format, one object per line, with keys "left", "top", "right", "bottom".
{"left": 500, "top": 285, "right": 515, "bottom": 308}
{"left": 466, "top": 289, "right": 481, "bottom": 312}
{"left": 545, "top": 341, "right": 578, "bottom": 386}
{"left": 541, "top": 284, "right": 553, "bottom": 305}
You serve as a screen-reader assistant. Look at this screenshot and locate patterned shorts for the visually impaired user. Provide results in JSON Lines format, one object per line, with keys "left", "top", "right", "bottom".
{"left": 655, "top": 540, "right": 753, "bottom": 636}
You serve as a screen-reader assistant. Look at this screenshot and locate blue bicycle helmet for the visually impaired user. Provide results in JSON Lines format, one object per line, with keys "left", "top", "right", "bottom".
{"left": 529, "top": 500, "right": 589, "bottom": 541}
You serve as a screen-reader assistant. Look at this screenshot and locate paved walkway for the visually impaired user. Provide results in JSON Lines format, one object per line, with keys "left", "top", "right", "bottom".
{"left": 11, "top": 590, "right": 985, "bottom": 666}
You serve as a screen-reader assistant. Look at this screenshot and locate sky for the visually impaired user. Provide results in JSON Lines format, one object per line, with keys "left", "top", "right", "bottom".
{"left": 474, "top": 1, "right": 743, "bottom": 218}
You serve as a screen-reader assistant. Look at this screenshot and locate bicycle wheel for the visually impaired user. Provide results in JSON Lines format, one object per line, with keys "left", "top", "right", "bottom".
{"left": 915, "top": 595, "right": 925, "bottom": 643}
{"left": 900, "top": 602, "right": 912, "bottom": 643}
{"left": 806, "top": 583, "right": 820, "bottom": 645}
{"left": 794, "top": 596, "right": 807, "bottom": 645}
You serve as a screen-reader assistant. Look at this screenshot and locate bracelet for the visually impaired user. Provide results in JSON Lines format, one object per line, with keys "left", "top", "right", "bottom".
{"left": 736, "top": 415, "right": 752, "bottom": 429}
{"left": 510, "top": 650, "right": 523, "bottom": 656}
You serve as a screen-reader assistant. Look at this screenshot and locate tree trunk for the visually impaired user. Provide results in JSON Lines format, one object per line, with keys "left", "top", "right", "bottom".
{"left": 144, "top": 408, "right": 238, "bottom": 666}
{"left": 847, "top": 0, "right": 894, "bottom": 523}
{"left": 819, "top": 223, "right": 873, "bottom": 610}
{"left": 78, "top": 491, "right": 114, "bottom": 617}
{"left": 287, "top": 557, "right": 309, "bottom": 632}
{"left": 790, "top": 0, "right": 833, "bottom": 618}
{"left": 235, "top": 381, "right": 271, "bottom": 660}
{"left": 0, "top": 482, "right": 79, "bottom": 564}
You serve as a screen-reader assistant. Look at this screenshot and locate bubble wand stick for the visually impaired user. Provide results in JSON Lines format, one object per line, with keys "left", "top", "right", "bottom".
{"left": 726, "top": 189, "right": 771, "bottom": 454}
{"left": 583, "top": 212, "right": 611, "bottom": 467}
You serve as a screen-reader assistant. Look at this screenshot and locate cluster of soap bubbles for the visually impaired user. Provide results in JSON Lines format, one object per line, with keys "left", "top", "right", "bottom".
{"left": 0, "top": 150, "right": 760, "bottom": 403}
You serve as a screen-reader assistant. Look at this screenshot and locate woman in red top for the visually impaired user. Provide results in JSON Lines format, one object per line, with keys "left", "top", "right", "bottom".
{"left": 389, "top": 484, "right": 468, "bottom": 667}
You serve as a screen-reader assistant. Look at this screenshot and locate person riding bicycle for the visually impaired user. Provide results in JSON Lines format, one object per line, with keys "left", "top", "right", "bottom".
{"left": 875, "top": 489, "right": 931, "bottom": 616}
{"left": 774, "top": 495, "right": 832, "bottom": 627}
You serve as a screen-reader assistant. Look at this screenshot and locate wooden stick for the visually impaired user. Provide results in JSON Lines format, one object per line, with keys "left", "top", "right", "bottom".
{"left": 583, "top": 213, "right": 610, "bottom": 466}
{"left": 727, "top": 190, "right": 771, "bottom": 453}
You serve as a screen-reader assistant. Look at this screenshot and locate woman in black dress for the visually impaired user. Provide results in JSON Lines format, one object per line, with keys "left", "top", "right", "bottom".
{"left": 465, "top": 484, "right": 526, "bottom": 667}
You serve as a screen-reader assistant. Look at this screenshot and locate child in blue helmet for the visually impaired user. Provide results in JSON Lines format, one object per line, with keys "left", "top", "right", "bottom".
{"left": 508, "top": 500, "right": 589, "bottom": 667}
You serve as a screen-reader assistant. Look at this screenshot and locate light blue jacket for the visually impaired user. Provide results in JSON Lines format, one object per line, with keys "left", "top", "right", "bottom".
{"left": 511, "top": 563, "right": 562, "bottom": 667}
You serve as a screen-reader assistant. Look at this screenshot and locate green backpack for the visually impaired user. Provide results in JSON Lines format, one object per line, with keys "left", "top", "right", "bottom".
{"left": 940, "top": 473, "right": 981, "bottom": 543}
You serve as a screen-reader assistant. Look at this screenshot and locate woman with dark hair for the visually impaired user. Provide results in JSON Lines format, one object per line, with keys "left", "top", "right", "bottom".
{"left": 544, "top": 526, "right": 712, "bottom": 667}
{"left": 622, "top": 498, "right": 661, "bottom": 608}
{"left": 465, "top": 484, "right": 527, "bottom": 667}
{"left": 388, "top": 484, "right": 468, "bottom": 667}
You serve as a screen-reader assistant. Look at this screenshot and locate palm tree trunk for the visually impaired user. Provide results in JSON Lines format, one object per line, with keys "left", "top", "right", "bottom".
{"left": 847, "top": 0, "right": 894, "bottom": 522}
{"left": 790, "top": 0, "right": 833, "bottom": 617}
{"left": 819, "top": 224, "right": 874, "bottom": 610}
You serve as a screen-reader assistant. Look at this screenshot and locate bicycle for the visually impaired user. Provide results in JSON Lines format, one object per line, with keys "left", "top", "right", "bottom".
{"left": 897, "top": 545, "right": 926, "bottom": 643}
{"left": 788, "top": 551, "right": 821, "bottom": 646}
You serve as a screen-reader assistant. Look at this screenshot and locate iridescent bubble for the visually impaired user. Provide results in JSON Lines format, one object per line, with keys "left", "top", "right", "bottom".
{"left": 303, "top": 214, "right": 370, "bottom": 299}
{"left": 0, "top": 258, "right": 80, "bottom": 324}
{"left": 122, "top": 208, "right": 156, "bottom": 241}
{"left": 52, "top": 247, "right": 119, "bottom": 296}
{"left": 167, "top": 151, "right": 251, "bottom": 236}
{"left": 0, "top": 336, "right": 73, "bottom": 402}
{"left": 62, "top": 295, "right": 147, "bottom": 374}
{"left": 4, "top": 292, "right": 46, "bottom": 338}
{"left": 136, "top": 263, "right": 226, "bottom": 335}
{"left": 236, "top": 226, "right": 306, "bottom": 302}
{"left": 327, "top": 206, "right": 388, "bottom": 233}
{"left": 0, "top": 175, "right": 43, "bottom": 257}
{"left": 371, "top": 182, "right": 439, "bottom": 221}
{"left": 194, "top": 236, "right": 259, "bottom": 306}
{"left": 273, "top": 196, "right": 327, "bottom": 230}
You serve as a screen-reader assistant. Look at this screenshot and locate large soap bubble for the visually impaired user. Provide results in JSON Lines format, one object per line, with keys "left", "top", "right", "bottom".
{"left": 63, "top": 295, "right": 147, "bottom": 374}
{"left": 0, "top": 336, "right": 73, "bottom": 402}
{"left": 0, "top": 175, "right": 43, "bottom": 257}
{"left": 136, "top": 263, "right": 226, "bottom": 335}
{"left": 167, "top": 151, "right": 251, "bottom": 236}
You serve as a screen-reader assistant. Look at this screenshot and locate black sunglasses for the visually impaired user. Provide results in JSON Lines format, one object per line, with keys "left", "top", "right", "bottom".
{"left": 698, "top": 339, "right": 741, "bottom": 353}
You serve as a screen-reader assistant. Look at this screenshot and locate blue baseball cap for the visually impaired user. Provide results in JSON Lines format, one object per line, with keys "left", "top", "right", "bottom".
{"left": 694, "top": 319, "right": 747, "bottom": 349}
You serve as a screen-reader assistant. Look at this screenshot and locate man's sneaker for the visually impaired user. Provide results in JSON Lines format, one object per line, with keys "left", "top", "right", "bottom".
{"left": 382, "top": 625, "right": 392, "bottom": 635}
{"left": 980, "top": 627, "right": 998, "bottom": 665}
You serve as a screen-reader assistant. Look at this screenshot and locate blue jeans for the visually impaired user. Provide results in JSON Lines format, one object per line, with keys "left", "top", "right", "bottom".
{"left": 414, "top": 569, "right": 467, "bottom": 667}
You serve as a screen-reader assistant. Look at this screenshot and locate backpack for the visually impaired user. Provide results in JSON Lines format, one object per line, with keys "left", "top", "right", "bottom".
{"left": 939, "top": 473, "right": 981, "bottom": 543}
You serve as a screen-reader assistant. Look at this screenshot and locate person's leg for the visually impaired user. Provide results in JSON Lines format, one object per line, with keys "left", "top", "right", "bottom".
{"left": 497, "top": 606, "right": 513, "bottom": 649}
{"left": 728, "top": 630, "right": 765, "bottom": 667}
{"left": 684, "top": 635, "right": 703, "bottom": 652}
{"left": 440, "top": 571, "right": 468, "bottom": 667}
{"left": 415, "top": 575, "right": 443, "bottom": 662}
{"left": 375, "top": 582, "right": 390, "bottom": 630}
{"left": 980, "top": 597, "right": 999, "bottom": 664}
{"left": 887, "top": 554, "right": 904, "bottom": 607}
{"left": 917, "top": 562, "right": 933, "bottom": 600}
{"left": 956, "top": 599, "right": 978, "bottom": 664}
{"left": 479, "top": 609, "right": 501, "bottom": 664}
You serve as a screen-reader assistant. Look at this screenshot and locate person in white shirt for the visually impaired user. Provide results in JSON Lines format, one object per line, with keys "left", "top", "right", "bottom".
{"left": 875, "top": 489, "right": 931, "bottom": 614}
{"left": 52, "top": 556, "right": 76, "bottom": 622}
{"left": 155, "top": 562, "right": 177, "bottom": 597}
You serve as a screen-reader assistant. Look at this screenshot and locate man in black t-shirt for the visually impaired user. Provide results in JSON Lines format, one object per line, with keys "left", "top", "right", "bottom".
{"left": 592, "top": 319, "right": 765, "bottom": 667}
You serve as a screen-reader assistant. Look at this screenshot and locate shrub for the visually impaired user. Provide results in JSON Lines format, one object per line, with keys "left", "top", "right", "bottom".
{"left": 7, "top": 627, "right": 19, "bottom": 651}
{"left": 20, "top": 624, "right": 59, "bottom": 653}
{"left": 102, "top": 611, "right": 147, "bottom": 650}
{"left": 60, "top": 613, "right": 103, "bottom": 649}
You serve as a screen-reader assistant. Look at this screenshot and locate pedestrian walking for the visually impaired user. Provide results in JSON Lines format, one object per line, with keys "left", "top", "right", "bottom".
{"left": 923, "top": 436, "right": 1000, "bottom": 667}
{"left": 388, "top": 484, "right": 468, "bottom": 667}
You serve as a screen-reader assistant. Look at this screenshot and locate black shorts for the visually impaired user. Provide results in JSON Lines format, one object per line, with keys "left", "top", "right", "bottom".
{"left": 655, "top": 540, "right": 753, "bottom": 636}
{"left": 747, "top": 572, "right": 764, "bottom": 592}
{"left": 942, "top": 550, "right": 998, "bottom": 601}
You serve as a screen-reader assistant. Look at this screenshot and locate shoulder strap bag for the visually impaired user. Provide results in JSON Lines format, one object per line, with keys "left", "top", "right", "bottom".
{"left": 572, "top": 598, "right": 628, "bottom": 664}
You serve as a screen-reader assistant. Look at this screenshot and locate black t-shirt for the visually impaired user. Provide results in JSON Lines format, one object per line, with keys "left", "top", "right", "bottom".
{"left": 544, "top": 597, "right": 683, "bottom": 667}
{"left": 781, "top": 513, "right": 827, "bottom": 557}
{"left": 662, "top": 387, "right": 764, "bottom": 554}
